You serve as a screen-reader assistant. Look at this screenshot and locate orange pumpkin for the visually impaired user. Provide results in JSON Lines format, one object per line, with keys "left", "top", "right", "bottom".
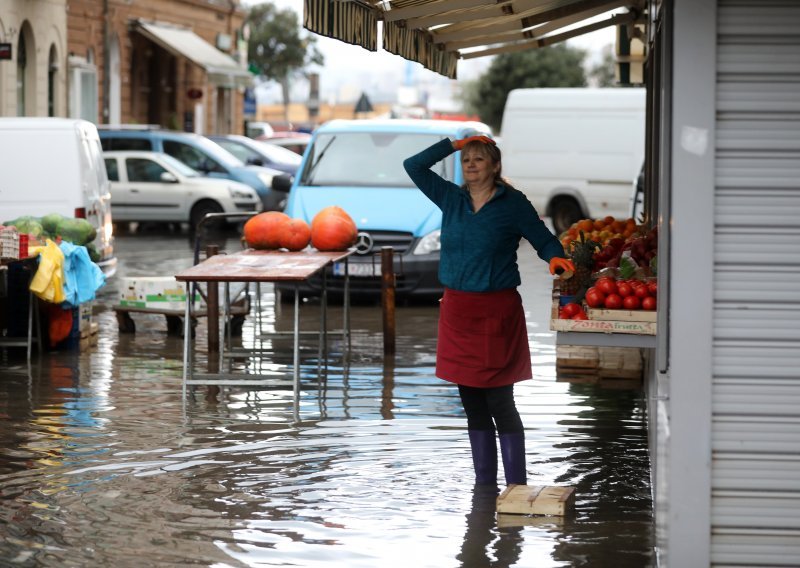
{"left": 279, "top": 218, "right": 311, "bottom": 251}
{"left": 244, "top": 211, "right": 290, "bottom": 250}
{"left": 311, "top": 206, "right": 358, "bottom": 251}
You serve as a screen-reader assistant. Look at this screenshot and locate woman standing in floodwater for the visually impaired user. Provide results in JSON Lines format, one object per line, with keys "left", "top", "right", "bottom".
{"left": 403, "top": 134, "right": 574, "bottom": 487}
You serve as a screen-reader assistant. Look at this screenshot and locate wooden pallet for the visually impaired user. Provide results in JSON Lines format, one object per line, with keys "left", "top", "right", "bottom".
{"left": 556, "top": 345, "right": 643, "bottom": 381}
{"left": 496, "top": 485, "right": 576, "bottom": 516}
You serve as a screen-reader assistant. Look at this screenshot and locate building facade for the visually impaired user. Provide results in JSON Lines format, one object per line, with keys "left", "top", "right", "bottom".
{"left": 0, "top": 0, "right": 251, "bottom": 134}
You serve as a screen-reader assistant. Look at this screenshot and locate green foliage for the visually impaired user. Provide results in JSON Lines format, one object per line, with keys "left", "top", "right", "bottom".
{"left": 461, "top": 44, "right": 587, "bottom": 132}
{"left": 246, "top": 2, "right": 324, "bottom": 84}
{"left": 588, "top": 49, "right": 618, "bottom": 87}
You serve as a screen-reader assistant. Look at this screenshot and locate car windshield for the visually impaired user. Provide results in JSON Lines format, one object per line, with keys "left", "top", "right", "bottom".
{"left": 300, "top": 133, "right": 453, "bottom": 187}
{"left": 160, "top": 153, "right": 201, "bottom": 177}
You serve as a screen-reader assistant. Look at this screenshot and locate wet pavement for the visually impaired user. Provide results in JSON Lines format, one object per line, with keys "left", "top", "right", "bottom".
{"left": 0, "top": 227, "right": 654, "bottom": 567}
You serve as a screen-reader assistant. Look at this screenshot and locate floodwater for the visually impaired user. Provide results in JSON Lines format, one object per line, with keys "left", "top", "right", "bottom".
{"left": 0, "top": 228, "right": 653, "bottom": 567}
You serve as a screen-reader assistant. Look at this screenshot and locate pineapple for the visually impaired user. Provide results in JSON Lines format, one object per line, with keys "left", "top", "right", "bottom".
{"left": 561, "top": 231, "right": 599, "bottom": 297}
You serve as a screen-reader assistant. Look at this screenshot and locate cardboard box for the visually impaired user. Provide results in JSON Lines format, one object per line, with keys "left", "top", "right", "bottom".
{"left": 119, "top": 277, "right": 200, "bottom": 311}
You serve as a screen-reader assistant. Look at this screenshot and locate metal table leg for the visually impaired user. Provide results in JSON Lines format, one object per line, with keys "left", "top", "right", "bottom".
{"left": 292, "top": 282, "right": 300, "bottom": 420}
{"left": 182, "top": 282, "right": 192, "bottom": 400}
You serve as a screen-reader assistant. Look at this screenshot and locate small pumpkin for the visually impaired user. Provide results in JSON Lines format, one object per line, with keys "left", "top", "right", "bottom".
{"left": 279, "top": 218, "right": 311, "bottom": 251}
{"left": 310, "top": 206, "right": 358, "bottom": 251}
{"left": 244, "top": 211, "right": 290, "bottom": 250}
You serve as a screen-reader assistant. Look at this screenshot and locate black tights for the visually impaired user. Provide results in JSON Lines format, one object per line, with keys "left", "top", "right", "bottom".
{"left": 458, "top": 384, "right": 524, "bottom": 434}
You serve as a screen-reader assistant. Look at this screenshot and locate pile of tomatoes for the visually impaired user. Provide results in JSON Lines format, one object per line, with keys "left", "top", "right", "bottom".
{"left": 585, "top": 277, "right": 657, "bottom": 311}
{"left": 558, "top": 302, "right": 588, "bottom": 320}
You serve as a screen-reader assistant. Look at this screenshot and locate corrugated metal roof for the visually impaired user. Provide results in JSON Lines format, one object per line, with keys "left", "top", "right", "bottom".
{"left": 303, "top": 0, "right": 643, "bottom": 77}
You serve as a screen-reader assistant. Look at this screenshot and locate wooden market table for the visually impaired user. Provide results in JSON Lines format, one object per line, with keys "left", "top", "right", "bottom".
{"left": 174, "top": 248, "right": 354, "bottom": 406}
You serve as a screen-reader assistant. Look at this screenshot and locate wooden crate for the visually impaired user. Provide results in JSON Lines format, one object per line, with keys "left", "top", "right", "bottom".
{"left": 556, "top": 345, "right": 600, "bottom": 383}
{"left": 598, "top": 347, "right": 642, "bottom": 379}
{"left": 496, "top": 485, "right": 576, "bottom": 516}
{"left": 551, "top": 299, "right": 656, "bottom": 335}
{"left": 587, "top": 307, "right": 656, "bottom": 322}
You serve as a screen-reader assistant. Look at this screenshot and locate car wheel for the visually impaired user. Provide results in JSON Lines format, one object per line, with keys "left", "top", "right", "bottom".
{"left": 190, "top": 200, "right": 224, "bottom": 231}
{"left": 550, "top": 197, "right": 583, "bottom": 235}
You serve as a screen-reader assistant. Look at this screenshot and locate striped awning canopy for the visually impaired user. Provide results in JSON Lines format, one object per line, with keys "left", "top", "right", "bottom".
{"left": 303, "top": 0, "right": 643, "bottom": 79}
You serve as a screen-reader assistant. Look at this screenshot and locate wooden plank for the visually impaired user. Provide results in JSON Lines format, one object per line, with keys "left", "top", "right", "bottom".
{"left": 587, "top": 308, "right": 657, "bottom": 322}
{"left": 496, "top": 484, "right": 576, "bottom": 516}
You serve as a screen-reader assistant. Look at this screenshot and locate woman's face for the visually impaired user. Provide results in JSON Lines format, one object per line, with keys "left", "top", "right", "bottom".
{"left": 461, "top": 147, "right": 500, "bottom": 188}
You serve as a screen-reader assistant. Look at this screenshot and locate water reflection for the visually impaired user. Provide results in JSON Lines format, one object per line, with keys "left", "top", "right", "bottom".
{"left": 0, "top": 230, "right": 653, "bottom": 566}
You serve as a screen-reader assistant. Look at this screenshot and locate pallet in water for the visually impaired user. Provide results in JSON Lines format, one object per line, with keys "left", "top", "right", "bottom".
{"left": 496, "top": 485, "right": 576, "bottom": 516}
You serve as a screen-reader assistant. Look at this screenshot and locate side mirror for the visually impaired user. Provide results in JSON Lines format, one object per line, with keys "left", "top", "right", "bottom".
{"left": 272, "top": 173, "right": 293, "bottom": 193}
{"left": 160, "top": 172, "right": 178, "bottom": 183}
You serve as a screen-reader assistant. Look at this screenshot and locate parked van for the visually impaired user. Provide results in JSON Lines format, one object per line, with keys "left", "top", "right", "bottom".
{"left": 500, "top": 88, "right": 645, "bottom": 233}
{"left": 280, "top": 118, "right": 492, "bottom": 301}
{"left": 0, "top": 118, "right": 116, "bottom": 275}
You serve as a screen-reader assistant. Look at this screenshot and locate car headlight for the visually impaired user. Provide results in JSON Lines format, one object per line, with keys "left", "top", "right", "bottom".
{"left": 228, "top": 186, "right": 255, "bottom": 199}
{"left": 257, "top": 172, "right": 274, "bottom": 188}
{"left": 412, "top": 229, "right": 441, "bottom": 255}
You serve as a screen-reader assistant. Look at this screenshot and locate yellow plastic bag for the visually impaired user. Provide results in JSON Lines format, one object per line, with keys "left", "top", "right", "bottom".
{"left": 29, "top": 239, "right": 66, "bottom": 304}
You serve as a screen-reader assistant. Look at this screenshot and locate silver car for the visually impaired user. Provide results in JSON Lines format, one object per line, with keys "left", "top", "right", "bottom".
{"left": 103, "top": 151, "right": 262, "bottom": 228}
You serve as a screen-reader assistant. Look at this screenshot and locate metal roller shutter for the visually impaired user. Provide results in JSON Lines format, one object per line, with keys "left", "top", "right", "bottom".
{"left": 714, "top": 0, "right": 800, "bottom": 564}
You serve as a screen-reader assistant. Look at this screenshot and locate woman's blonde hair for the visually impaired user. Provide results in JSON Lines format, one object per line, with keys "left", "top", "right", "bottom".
{"left": 461, "top": 139, "right": 515, "bottom": 188}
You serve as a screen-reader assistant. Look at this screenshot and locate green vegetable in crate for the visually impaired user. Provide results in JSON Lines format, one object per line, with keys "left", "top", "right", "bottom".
{"left": 561, "top": 230, "right": 599, "bottom": 297}
{"left": 54, "top": 217, "right": 96, "bottom": 245}
{"left": 3, "top": 216, "right": 44, "bottom": 237}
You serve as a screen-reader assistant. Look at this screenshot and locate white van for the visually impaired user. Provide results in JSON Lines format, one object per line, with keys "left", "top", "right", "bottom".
{"left": 500, "top": 88, "right": 646, "bottom": 233}
{"left": 0, "top": 118, "right": 116, "bottom": 275}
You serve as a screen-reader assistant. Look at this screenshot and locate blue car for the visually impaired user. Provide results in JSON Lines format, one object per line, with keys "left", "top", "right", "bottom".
{"left": 98, "top": 127, "right": 292, "bottom": 212}
{"left": 280, "top": 118, "right": 493, "bottom": 301}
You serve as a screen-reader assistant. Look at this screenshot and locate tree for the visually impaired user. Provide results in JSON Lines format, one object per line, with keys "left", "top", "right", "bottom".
{"left": 247, "top": 2, "right": 324, "bottom": 121}
{"left": 462, "top": 44, "right": 587, "bottom": 132}
{"left": 588, "top": 47, "right": 618, "bottom": 87}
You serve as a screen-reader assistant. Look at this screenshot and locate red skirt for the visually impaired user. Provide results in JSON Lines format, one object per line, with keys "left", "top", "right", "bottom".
{"left": 436, "top": 288, "right": 532, "bottom": 388}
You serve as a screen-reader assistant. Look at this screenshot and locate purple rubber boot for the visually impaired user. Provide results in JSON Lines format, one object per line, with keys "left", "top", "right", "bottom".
{"left": 467, "top": 430, "right": 497, "bottom": 486}
{"left": 499, "top": 432, "right": 527, "bottom": 485}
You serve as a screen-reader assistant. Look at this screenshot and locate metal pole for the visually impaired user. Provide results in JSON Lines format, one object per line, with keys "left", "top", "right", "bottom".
{"left": 381, "top": 247, "right": 395, "bottom": 356}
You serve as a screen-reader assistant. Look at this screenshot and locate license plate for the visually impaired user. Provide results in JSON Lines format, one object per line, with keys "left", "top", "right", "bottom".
{"left": 333, "top": 262, "right": 377, "bottom": 277}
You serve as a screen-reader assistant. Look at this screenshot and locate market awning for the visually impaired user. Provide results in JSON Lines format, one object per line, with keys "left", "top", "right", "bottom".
{"left": 134, "top": 20, "right": 252, "bottom": 88}
{"left": 303, "top": 0, "right": 643, "bottom": 79}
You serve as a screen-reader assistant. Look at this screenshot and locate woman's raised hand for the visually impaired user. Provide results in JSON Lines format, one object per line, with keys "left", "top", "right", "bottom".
{"left": 453, "top": 135, "right": 496, "bottom": 150}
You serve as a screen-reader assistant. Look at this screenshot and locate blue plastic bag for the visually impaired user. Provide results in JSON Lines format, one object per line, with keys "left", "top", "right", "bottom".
{"left": 59, "top": 241, "right": 106, "bottom": 306}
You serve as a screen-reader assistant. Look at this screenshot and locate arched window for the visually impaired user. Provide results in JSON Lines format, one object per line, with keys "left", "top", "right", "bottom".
{"left": 16, "top": 33, "right": 26, "bottom": 115}
{"left": 48, "top": 45, "right": 58, "bottom": 117}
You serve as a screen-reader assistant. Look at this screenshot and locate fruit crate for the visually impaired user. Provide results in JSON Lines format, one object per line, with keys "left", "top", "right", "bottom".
{"left": 0, "top": 228, "right": 20, "bottom": 260}
{"left": 550, "top": 281, "right": 656, "bottom": 335}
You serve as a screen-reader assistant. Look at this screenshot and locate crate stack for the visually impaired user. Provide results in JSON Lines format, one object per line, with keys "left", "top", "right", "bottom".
{"left": 556, "top": 345, "right": 643, "bottom": 386}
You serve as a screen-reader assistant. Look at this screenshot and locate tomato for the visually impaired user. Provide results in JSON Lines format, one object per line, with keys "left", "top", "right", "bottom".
{"left": 642, "top": 296, "right": 657, "bottom": 310}
{"left": 623, "top": 295, "right": 641, "bottom": 310}
{"left": 634, "top": 285, "right": 650, "bottom": 299}
{"left": 561, "top": 302, "right": 582, "bottom": 318}
{"left": 571, "top": 311, "right": 588, "bottom": 320}
{"left": 616, "top": 282, "right": 633, "bottom": 297}
{"left": 604, "top": 293, "right": 623, "bottom": 310}
{"left": 647, "top": 281, "right": 658, "bottom": 298}
{"left": 584, "top": 287, "right": 606, "bottom": 308}
{"left": 596, "top": 277, "right": 617, "bottom": 296}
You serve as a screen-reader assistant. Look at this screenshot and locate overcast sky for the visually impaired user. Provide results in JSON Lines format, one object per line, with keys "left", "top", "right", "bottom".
{"left": 243, "top": 0, "right": 617, "bottom": 103}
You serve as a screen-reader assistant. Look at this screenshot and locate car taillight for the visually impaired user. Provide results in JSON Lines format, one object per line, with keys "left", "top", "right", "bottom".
{"left": 74, "top": 207, "right": 86, "bottom": 218}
